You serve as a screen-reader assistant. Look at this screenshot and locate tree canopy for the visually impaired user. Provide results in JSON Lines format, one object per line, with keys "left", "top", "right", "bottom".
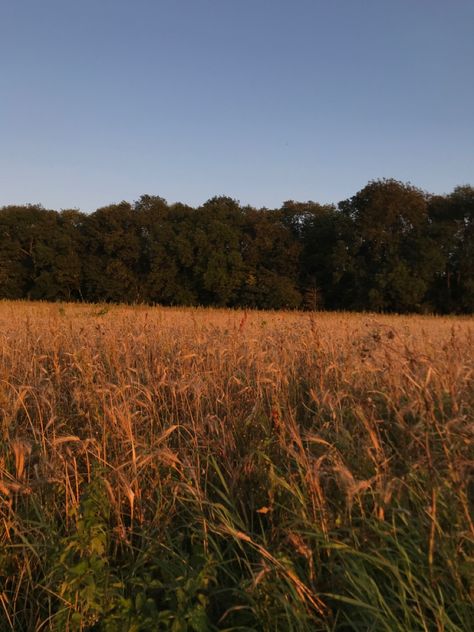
{"left": 1, "top": 180, "right": 473, "bottom": 313}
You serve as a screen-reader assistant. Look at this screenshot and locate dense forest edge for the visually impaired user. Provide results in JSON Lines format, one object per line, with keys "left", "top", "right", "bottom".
{"left": 1, "top": 178, "right": 473, "bottom": 313}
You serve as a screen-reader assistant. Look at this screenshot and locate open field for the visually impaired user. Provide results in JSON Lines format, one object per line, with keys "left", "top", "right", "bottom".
{"left": 0, "top": 301, "right": 473, "bottom": 631}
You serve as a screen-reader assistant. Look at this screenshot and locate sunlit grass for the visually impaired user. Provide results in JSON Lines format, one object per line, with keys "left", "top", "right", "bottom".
{"left": 0, "top": 301, "right": 473, "bottom": 630}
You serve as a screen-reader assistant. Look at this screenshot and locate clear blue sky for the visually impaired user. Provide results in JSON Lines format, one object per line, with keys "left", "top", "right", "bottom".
{"left": 1, "top": 0, "right": 473, "bottom": 211}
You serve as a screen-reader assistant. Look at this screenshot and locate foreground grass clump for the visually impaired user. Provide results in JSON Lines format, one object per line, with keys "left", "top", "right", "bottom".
{"left": 0, "top": 301, "right": 473, "bottom": 631}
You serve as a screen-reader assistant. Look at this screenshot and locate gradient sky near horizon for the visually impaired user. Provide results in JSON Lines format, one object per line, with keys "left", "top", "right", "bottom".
{"left": 1, "top": 0, "right": 473, "bottom": 212}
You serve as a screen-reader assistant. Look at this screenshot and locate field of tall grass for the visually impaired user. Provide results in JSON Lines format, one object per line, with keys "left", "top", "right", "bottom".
{"left": 0, "top": 301, "right": 472, "bottom": 631}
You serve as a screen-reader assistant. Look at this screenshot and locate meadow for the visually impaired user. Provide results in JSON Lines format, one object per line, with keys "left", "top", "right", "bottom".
{"left": 0, "top": 301, "right": 472, "bottom": 631}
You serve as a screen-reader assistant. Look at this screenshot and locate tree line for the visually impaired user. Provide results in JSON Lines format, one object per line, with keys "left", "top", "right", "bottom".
{"left": 1, "top": 179, "right": 473, "bottom": 313}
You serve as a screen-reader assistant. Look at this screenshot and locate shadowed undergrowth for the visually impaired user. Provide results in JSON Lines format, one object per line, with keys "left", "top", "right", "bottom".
{"left": 0, "top": 302, "right": 473, "bottom": 631}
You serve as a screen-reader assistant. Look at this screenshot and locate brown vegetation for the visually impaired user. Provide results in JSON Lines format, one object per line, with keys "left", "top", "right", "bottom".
{"left": 0, "top": 301, "right": 473, "bottom": 630}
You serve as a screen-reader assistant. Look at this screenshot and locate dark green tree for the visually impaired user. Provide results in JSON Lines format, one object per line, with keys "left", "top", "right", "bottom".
{"left": 239, "top": 206, "right": 302, "bottom": 309}
{"left": 450, "top": 185, "right": 474, "bottom": 312}
{"left": 0, "top": 205, "right": 83, "bottom": 301}
{"left": 0, "top": 205, "right": 36, "bottom": 299}
{"left": 135, "top": 195, "right": 198, "bottom": 305}
{"left": 429, "top": 186, "right": 474, "bottom": 312}
{"left": 294, "top": 203, "right": 356, "bottom": 310}
{"left": 1, "top": 180, "right": 472, "bottom": 313}
{"left": 81, "top": 202, "right": 142, "bottom": 303}
{"left": 191, "top": 197, "right": 246, "bottom": 306}
{"left": 339, "top": 179, "right": 442, "bottom": 312}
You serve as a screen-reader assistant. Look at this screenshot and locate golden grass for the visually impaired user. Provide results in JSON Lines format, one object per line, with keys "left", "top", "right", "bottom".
{"left": 0, "top": 301, "right": 473, "bottom": 630}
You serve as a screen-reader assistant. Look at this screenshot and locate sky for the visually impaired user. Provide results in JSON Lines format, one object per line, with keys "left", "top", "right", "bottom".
{"left": 1, "top": 0, "right": 473, "bottom": 212}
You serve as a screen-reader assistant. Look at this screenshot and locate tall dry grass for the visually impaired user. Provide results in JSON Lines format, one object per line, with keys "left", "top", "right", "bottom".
{"left": 0, "top": 301, "right": 473, "bottom": 630}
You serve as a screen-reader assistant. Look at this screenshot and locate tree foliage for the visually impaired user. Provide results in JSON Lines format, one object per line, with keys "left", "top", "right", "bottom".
{"left": 1, "top": 180, "right": 473, "bottom": 312}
